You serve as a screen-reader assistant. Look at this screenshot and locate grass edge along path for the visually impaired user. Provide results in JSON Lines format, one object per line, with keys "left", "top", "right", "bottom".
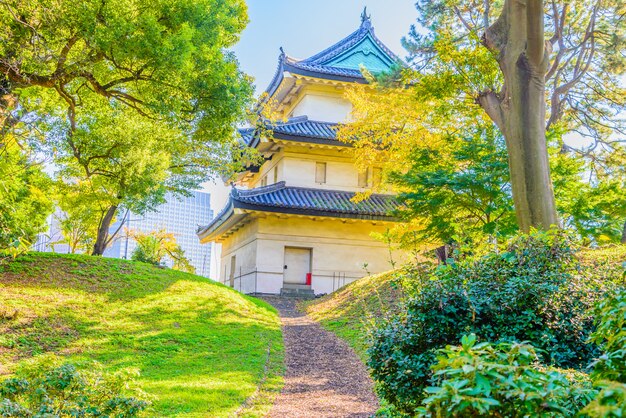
{"left": 304, "top": 269, "right": 406, "bottom": 362}
{"left": 0, "top": 252, "right": 284, "bottom": 417}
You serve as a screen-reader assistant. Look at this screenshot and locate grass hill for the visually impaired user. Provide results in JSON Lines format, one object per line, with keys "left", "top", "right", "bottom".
{"left": 0, "top": 252, "right": 283, "bottom": 417}
{"left": 305, "top": 269, "right": 408, "bottom": 360}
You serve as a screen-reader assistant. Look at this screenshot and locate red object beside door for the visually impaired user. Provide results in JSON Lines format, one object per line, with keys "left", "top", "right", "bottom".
{"left": 305, "top": 273, "right": 312, "bottom": 286}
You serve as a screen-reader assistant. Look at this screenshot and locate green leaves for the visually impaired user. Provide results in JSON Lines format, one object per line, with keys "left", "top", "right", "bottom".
{"left": 0, "top": 361, "right": 149, "bottom": 417}
{"left": 367, "top": 230, "right": 624, "bottom": 415}
{"left": 0, "top": 138, "right": 53, "bottom": 253}
{"left": 419, "top": 338, "right": 596, "bottom": 417}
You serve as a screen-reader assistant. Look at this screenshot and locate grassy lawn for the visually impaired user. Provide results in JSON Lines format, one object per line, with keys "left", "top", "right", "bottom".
{"left": 0, "top": 252, "right": 283, "bottom": 417}
{"left": 305, "top": 269, "right": 407, "bottom": 361}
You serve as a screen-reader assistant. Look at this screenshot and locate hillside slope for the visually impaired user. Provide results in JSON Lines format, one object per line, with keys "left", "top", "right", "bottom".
{"left": 0, "top": 252, "right": 283, "bottom": 417}
{"left": 305, "top": 269, "right": 409, "bottom": 360}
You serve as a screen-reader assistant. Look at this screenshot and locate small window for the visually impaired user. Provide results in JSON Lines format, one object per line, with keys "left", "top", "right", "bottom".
{"left": 261, "top": 176, "right": 267, "bottom": 187}
{"left": 358, "top": 169, "right": 369, "bottom": 188}
{"left": 315, "top": 162, "right": 327, "bottom": 184}
{"left": 273, "top": 166, "right": 279, "bottom": 183}
{"left": 372, "top": 167, "right": 382, "bottom": 186}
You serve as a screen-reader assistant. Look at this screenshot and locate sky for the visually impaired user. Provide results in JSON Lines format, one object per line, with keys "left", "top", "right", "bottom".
{"left": 232, "top": 0, "right": 418, "bottom": 95}
{"left": 203, "top": 1, "right": 419, "bottom": 278}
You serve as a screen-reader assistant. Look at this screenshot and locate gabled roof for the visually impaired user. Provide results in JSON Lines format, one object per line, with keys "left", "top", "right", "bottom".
{"left": 197, "top": 181, "right": 399, "bottom": 241}
{"left": 242, "top": 116, "right": 344, "bottom": 148}
{"left": 265, "top": 11, "right": 401, "bottom": 99}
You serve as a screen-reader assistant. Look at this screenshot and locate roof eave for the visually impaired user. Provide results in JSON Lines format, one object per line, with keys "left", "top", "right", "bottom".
{"left": 272, "top": 132, "right": 350, "bottom": 147}
{"left": 197, "top": 199, "right": 244, "bottom": 243}
{"left": 284, "top": 62, "right": 368, "bottom": 83}
{"left": 233, "top": 200, "right": 400, "bottom": 222}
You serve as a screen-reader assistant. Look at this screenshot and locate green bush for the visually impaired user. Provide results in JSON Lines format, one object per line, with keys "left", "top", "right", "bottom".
{"left": 580, "top": 289, "right": 626, "bottom": 417}
{"left": 0, "top": 361, "right": 149, "bottom": 417}
{"left": 131, "top": 235, "right": 161, "bottom": 265}
{"left": 416, "top": 335, "right": 596, "bottom": 417}
{"left": 368, "top": 230, "right": 620, "bottom": 414}
{"left": 589, "top": 288, "right": 626, "bottom": 384}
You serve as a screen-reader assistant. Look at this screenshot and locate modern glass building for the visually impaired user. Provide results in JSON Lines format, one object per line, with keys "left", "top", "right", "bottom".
{"left": 105, "top": 191, "right": 213, "bottom": 277}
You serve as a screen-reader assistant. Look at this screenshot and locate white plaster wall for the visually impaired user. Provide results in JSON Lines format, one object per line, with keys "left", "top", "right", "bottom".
{"left": 219, "top": 220, "right": 259, "bottom": 290}
{"left": 290, "top": 94, "right": 353, "bottom": 123}
{"left": 282, "top": 157, "right": 367, "bottom": 191}
{"left": 256, "top": 216, "right": 406, "bottom": 295}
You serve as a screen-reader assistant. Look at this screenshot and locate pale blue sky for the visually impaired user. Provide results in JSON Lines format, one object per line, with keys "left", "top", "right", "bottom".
{"left": 231, "top": 1, "right": 419, "bottom": 95}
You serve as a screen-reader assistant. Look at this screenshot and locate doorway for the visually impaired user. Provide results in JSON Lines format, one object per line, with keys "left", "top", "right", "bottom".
{"left": 283, "top": 247, "right": 311, "bottom": 285}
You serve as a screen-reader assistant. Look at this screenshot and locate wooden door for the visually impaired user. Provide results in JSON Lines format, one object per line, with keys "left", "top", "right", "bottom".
{"left": 283, "top": 247, "right": 311, "bottom": 285}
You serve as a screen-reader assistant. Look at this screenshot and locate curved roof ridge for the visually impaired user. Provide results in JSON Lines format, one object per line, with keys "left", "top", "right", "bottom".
{"left": 235, "top": 181, "right": 287, "bottom": 197}
{"left": 281, "top": 184, "right": 396, "bottom": 198}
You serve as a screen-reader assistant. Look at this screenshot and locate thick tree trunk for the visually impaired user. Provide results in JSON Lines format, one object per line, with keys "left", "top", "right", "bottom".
{"left": 481, "top": 0, "right": 559, "bottom": 232}
{"left": 621, "top": 220, "right": 626, "bottom": 244}
{"left": 92, "top": 205, "right": 117, "bottom": 256}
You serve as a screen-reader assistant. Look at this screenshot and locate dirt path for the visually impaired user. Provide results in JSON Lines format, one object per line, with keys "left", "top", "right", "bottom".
{"left": 259, "top": 296, "right": 378, "bottom": 418}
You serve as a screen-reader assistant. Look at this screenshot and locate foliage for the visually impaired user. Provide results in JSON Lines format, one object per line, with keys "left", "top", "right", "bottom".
{"left": 580, "top": 380, "right": 626, "bottom": 417}
{"left": 367, "top": 230, "right": 621, "bottom": 414}
{"left": 404, "top": 0, "right": 626, "bottom": 164}
{"left": 47, "top": 98, "right": 213, "bottom": 255}
{"left": 341, "top": 0, "right": 626, "bottom": 239}
{"left": 552, "top": 144, "right": 626, "bottom": 245}
{"left": 389, "top": 123, "right": 516, "bottom": 246}
{"left": 0, "top": 252, "right": 283, "bottom": 417}
{"left": 50, "top": 185, "right": 103, "bottom": 253}
{"left": 0, "top": 361, "right": 148, "bottom": 417}
{"left": 1, "top": 0, "right": 252, "bottom": 144}
{"left": 130, "top": 229, "right": 194, "bottom": 273}
{"left": 588, "top": 289, "right": 626, "bottom": 384}
{"left": 416, "top": 335, "right": 596, "bottom": 417}
{"left": 0, "top": 137, "right": 52, "bottom": 253}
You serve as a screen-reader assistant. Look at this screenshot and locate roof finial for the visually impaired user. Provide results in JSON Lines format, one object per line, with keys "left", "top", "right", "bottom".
{"left": 360, "top": 6, "right": 372, "bottom": 29}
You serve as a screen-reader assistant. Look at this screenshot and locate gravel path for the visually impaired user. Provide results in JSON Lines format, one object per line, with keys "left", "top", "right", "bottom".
{"left": 259, "top": 296, "right": 378, "bottom": 418}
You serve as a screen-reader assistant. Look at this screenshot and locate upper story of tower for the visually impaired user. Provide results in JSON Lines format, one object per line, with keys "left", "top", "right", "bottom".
{"left": 235, "top": 10, "right": 401, "bottom": 191}
{"left": 261, "top": 9, "right": 400, "bottom": 122}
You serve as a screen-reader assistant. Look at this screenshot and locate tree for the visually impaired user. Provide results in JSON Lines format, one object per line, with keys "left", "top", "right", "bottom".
{"left": 0, "top": 135, "right": 52, "bottom": 252}
{"left": 552, "top": 144, "right": 626, "bottom": 244}
{"left": 52, "top": 184, "right": 101, "bottom": 253}
{"left": 49, "top": 96, "right": 205, "bottom": 256}
{"left": 1, "top": 0, "right": 251, "bottom": 143}
{"left": 340, "top": 76, "right": 626, "bottom": 247}
{"left": 390, "top": 123, "right": 517, "bottom": 247}
{"left": 130, "top": 229, "right": 194, "bottom": 273}
{"left": 403, "top": 1, "right": 626, "bottom": 231}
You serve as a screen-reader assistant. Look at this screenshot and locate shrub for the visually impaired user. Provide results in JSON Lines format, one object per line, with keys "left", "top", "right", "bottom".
{"left": 416, "top": 335, "right": 596, "bottom": 417}
{"left": 588, "top": 288, "right": 626, "bottom": 383}
{"left": 580, "top": 289, "right": 626, "bottom": 416}
{"left": 0, "top": 361, "right": 149, "bottom": 417}
{"left": 368, "top": 230, "right": 620, "bottom": 414}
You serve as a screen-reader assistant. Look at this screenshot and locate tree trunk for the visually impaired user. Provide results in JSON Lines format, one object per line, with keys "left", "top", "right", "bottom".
{"left": 481, "top": 0, "right": 559, "bottom": 232}
{"left": 621, "top": 220, "right": 626, "bottom": 244}
{"left": 92, "top": 205, "right": 118, "bottom": 256}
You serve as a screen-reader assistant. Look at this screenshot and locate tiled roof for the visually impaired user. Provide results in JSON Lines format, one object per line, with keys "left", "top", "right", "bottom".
{"left": 265, "top": 13, "right": 401, "bottom": 98}
{"left": 239, "top": 116, "right": 342, "bottom": 146}
{"left": 233, "top": 182, "right": 397, "bottom": 216}
{"left": 197, "top": 182, "right": 399, "bottom": 239}
{"left": 298, "top": 15, "right": 400, "bottom": 67}
{"left": 239, "top": 127, "right": 255, "bottom": 144}
{"left": 284, "top": 57, "right": 365, "bottom": 79}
